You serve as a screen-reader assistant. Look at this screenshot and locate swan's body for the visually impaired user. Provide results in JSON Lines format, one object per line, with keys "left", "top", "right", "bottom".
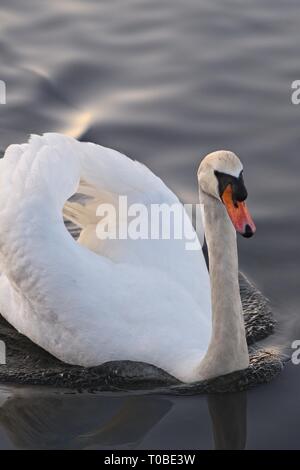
{"left": 0, "top": 133, "right": 255, "bottom": 382}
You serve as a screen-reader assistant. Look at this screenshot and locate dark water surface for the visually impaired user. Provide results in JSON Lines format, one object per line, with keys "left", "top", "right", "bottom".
{"left": 0, "top": 0, "right": 299, "bottom": 449}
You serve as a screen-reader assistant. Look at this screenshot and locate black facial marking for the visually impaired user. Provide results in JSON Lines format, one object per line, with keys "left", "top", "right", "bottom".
{"left": 214, "top": 170, "right": 248, "bottom": 203}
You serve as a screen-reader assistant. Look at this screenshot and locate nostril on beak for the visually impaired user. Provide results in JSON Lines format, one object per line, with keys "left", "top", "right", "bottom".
{"left": 242, "top": 224, "right": 254, "bottom": 238}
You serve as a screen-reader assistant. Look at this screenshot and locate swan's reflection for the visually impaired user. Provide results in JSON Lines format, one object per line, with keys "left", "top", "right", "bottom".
{"left": 208, "top": 392, "right": 247, "bottom": 450}
{"left": 0, "top": 387, "right": 247, "bottom": 449}
{"left": 0, "top": 392, "right": 173, "bottom": 449}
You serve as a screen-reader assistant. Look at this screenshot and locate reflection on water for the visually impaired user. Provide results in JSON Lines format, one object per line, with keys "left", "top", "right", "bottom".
{"left": 0, "top": 393, "right": 170, "bottom": 449}
{"left": 0, "top": 387, "right": 246, "bottom": 450}
{"left": 0, "top": 0, "right": 300, "bottom": 450}
{"left": 208, "top": 393, "right": 247, "bottom": 450}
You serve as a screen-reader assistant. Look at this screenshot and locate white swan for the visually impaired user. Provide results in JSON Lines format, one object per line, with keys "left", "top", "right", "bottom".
{"left": 0, "top": 133, "right": 256, "bottom": 383}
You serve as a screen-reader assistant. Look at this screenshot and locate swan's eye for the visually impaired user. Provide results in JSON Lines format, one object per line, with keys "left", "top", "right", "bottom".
{"left": 214, "top": 170, "right": 248, "bottom": 203}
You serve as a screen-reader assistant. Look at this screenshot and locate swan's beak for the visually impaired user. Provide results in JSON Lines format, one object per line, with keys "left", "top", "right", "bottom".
{"left": 221, "top": 185, "right": 256, "bottom": 238}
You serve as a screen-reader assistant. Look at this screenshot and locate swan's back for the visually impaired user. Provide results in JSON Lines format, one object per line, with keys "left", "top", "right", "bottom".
{"left": 0, "top": 133, "right": 212, "bottom": 382}
{"left": 63, "top": 135, "right": 209, "bottom": 304}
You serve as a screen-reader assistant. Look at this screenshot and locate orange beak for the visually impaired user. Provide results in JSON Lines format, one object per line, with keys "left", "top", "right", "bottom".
{"left": 221, "top": 185, "right": 256, "bottom": 238}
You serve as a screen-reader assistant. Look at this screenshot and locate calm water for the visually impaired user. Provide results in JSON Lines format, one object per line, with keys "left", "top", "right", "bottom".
{"left": 0, "top": 0, "right": 299, "bottom": 449}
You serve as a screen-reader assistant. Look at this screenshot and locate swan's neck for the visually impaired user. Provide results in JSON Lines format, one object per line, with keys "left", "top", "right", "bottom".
{"left": 198, "top": 190, "right": 249, "bottom": 380}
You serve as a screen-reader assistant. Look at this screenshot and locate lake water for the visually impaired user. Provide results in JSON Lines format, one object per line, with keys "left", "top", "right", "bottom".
{"left": 0, "top": 0, "right": 299, "bottom": 449}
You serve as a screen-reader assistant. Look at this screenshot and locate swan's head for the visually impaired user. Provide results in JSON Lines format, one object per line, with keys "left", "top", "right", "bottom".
{"left": 197, "top": 150, "right": 256, "bottom": 238}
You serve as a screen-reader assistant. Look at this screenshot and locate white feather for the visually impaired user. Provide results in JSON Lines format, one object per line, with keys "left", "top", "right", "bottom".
{"left": 0, "top": 133, "right": 211, "bottom": 382}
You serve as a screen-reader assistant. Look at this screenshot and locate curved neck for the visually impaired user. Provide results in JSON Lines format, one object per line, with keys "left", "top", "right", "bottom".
{"left": 198, "top": 190, "right": 249, "bottom": 380}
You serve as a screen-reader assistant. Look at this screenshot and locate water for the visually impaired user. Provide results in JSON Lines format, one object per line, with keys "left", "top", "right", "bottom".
{"left": 0, "top": 0, "right": 299, "bottom": 449}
